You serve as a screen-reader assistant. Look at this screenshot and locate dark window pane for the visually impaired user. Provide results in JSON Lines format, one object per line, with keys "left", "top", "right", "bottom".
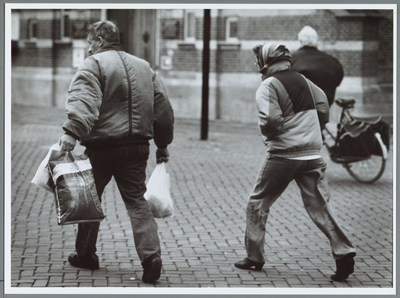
{"left": 29, "top": 20, "right": 38, "bottom": 38}
{"left": 229, "top": 21, "right": 238, "bottom": 38}
{"left": 64, "top": 15, "right": 71, "bottom": 37}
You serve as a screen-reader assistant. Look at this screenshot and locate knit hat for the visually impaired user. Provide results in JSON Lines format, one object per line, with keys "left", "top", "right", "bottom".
{"left": 298, "top": 25, "right": 318, "bottom": 47}
{"left": 252, "top": 43, "right": 291, "bottom": 73}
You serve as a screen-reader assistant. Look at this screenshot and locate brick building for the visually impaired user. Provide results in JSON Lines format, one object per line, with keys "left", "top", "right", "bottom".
{"left": 10, "top": 7, "right": 394, "bottom": 123}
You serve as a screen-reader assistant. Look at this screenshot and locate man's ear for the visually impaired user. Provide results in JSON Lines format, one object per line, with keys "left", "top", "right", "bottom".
{"left": 98, "top": 36, "right": 104, "bottom": 47}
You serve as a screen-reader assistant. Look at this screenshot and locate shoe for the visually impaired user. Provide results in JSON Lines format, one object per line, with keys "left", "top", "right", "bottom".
{"left": 142, "top": 255, "right": 162, "bottom": 283}
{"left": 68, "top": 253, "right": 99, "bottom": 270}
{"left": 234, "top": 258, "right": 264, "bottom": 271}
{"left": 331, "top": 252, "right": 356, "bottom": 281}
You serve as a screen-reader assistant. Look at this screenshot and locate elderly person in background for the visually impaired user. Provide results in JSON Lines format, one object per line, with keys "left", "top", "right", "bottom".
{"left": 291, "top": 25, "right": 344, "bottom": 106}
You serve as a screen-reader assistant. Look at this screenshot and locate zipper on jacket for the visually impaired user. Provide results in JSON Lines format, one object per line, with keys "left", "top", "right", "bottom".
{"left": 116, "top": 51, "right": 133, "bottom": 135}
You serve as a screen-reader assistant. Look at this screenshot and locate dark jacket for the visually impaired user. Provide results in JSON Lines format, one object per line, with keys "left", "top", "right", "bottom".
{"left": 291, "top": 46, "right": 344, "bottom": 106}
{"left": 63, "top": 43, "right": 174, "bottom": 148}
{"left": 256, "top": 61, "right": 329, "bottom": 158}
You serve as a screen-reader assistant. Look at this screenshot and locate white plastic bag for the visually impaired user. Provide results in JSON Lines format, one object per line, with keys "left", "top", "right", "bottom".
{"left": 144, "top": 162, "right": 174, "bottom": 218}
{"left": 31, "top": 143, "right": 62, "bottom": 192}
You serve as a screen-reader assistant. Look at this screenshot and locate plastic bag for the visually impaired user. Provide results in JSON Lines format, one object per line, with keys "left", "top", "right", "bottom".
{"left": 144, "top": 163, "right": 174, "bottom": 218}
{"left": 48, "top": 150, "right": 106, "bottom": 225}
{"left": 31, "top": 143, "right": 62, "bottom": 192}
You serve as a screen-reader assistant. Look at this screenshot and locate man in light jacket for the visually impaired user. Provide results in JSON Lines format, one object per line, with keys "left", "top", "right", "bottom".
{"left": 234, "top": 43, "right": 356, "bottom": 282}
{"left": 59, "top": 20, "right": 174, "bottom": 283}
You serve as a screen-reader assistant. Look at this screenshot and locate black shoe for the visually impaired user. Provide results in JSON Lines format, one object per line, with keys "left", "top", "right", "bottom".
{"left": 68, "top": 253, "right": 99, "bottom": 270}
{"left": 234, "top": 258, "right": 264, "bottom": 271}
{"left": 331, "top": 252, "right": 356, "bottom": 281}
{"left": 142, "top": 255, "right": 162, "bottom": 283}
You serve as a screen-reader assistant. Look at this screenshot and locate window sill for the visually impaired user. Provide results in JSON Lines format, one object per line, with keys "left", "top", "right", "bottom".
{"left": 177, "top": 42, "right": 196, "bottom": 50}
{"left": 54, "top": 39, "right": 73, "bottom": 45}
{"left": 24, "top": 41, "right": 37, "bottom": 48}
{"left": 217, "top": 41, "right": 241, "bottom": 50}
{"left": 332, "top": 10, "right": 383, "bottom": 19}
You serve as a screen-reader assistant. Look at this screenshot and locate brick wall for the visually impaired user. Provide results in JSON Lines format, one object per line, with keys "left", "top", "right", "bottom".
{"left": 14, "top": 9, "right": 391, "bottom": 78}
{"left": 20, "top": 19, "right": 60, "bottom": 39}
{"left": 13, "top": 47, "right": 53, "bottom": 67}
{"left": 11, "top": 8, "right": 393, "bottom": 121}
{"left": 13, "top": 43, "right": 73, "bottom": 68}
{"left": 377, "top": 10, "right": 393, "bottom": 84}
{"left": 158, "top": 9, "right": 389, "bottom": 77}
{"left": 167, "top": 48, "right": 203, "bottom": 71}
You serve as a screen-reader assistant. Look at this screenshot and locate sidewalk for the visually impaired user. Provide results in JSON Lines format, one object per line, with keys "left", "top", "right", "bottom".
{"left": 7, "top": 104, "right": 394, "bottom": 294}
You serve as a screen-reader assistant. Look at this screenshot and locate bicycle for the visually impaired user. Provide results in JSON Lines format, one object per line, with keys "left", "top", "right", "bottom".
{"left": 322, "top": 98, "right": 390, "bottom": 183}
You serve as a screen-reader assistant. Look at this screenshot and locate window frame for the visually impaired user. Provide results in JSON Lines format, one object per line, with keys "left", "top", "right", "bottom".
{"left": 225, "top": 16, "right": 239, "bottom": 43}
{"left": 60, "top": 9, "right": 72, "bottom": 42}
{"left": 184, "top": 10, "right": 196, "bottom": 43}
{"left": 28, "top": 19, "right": 38, "bottom": 40}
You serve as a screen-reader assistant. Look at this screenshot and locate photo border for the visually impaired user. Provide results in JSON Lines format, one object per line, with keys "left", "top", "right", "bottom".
{"left": 2, "top": 0, "right": 398, "bottom": 297}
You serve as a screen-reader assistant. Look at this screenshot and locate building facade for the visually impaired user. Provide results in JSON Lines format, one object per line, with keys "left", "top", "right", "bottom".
{"left": 11, "top": 8, "right": 394, "bottom": 123}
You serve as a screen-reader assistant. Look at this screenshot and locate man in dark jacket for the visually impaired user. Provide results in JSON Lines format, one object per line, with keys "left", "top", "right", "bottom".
{"left": 58, "top": 20, "right": 174, "bottom": 283}
{"left": 291, "top": 26, "right": 344, "bottom": 106}
{"left": 234, "top": 43, "right": 356, "bottom": 282}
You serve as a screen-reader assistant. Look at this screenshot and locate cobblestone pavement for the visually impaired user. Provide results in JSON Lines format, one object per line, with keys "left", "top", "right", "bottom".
{"left": 6, "top": 104, "right": 394, "bottom": 295}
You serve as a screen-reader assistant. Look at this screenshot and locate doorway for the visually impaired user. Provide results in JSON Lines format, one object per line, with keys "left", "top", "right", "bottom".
{"left": 107, "top": 9, "right": 157, "bottom": 68}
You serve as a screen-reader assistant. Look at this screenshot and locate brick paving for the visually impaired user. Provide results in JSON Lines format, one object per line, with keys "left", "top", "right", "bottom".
{"left": 6, "top": 104, "right": 394, "bottom": 294}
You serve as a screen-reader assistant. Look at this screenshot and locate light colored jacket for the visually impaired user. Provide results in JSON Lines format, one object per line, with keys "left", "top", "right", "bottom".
{"left": 63, "top": 43, "right": 174, "bottom": 148}
{"left": 256, "top": 61, "right": 329, "bottom": 157}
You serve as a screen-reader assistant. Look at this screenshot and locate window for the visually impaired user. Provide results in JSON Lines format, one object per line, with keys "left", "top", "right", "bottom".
{"left": 226, "top": 17, "right": 239, "bottom": 42}
{"left": 60, "top": 10, "right": 72, "bottom": 40}
{"left": 184, "top": 11, "right": 196, "bottom": 42}
{"left": 63, "top": 14, "right": 71, "bottom": 38}
{"left": 28, "top": 19, "right": 38, "bottom": 40}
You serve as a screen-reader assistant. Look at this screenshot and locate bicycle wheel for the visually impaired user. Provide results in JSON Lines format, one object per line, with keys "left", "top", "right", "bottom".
{"left": 344, "top": 133, "right": 387, "bottom": 183}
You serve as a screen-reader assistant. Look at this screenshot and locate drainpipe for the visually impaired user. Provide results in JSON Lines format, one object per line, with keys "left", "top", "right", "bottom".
{"left": 201, "top": 9, "right": 211, "bottom": 140}
{"left": 51, "top": 10, "right": 57, "bottom": 107}
{"left": 101, "top": 9, "right": 107, "bottom": 21}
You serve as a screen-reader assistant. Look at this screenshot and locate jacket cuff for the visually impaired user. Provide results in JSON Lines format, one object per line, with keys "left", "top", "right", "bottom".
{"left": 63, "top": 129, "right": 80, "bottom": 140}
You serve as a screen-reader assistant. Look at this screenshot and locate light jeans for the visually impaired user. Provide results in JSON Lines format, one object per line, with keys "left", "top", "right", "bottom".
{"left": 245, "top": 154, "right": 356, "bottom": 264}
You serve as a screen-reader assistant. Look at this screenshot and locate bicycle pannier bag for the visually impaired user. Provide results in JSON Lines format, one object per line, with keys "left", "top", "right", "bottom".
{"left": 48, "top": 150, "right": 106, "bottom": 225}
{"left": 370, "top": 120, "right": 390, "bottom": 154}
{"left": 337, "top": 122, "right": 375, "bottom": 159}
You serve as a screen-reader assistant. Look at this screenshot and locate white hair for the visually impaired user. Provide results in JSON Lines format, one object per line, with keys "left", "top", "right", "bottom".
{"left": 298, "top": 26, "right": 318, "bottom": 47}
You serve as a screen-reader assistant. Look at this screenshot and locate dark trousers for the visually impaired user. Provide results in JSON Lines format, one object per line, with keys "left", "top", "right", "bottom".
{"left": 76, "top": 144, "right": 161, "bottom": 265}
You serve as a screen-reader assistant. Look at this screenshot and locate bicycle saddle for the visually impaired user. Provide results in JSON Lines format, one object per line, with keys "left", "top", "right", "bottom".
{"left": 335, "top": 98, "right": 355, "bottom": 108}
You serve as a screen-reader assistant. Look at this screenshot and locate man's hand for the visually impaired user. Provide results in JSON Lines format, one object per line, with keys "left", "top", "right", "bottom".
{"left": 59, "top": 134, "right": 77, "bottom": 151}
{"left": 156, "top": 147, "right": 169, "bottom": 164}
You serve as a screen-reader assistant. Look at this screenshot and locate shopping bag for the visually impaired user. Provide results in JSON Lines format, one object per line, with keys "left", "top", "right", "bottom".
{"left": 31, "top": 143, "right": 62, "bottom": 192}
{"left": 144, "top": 163, "right": 174, "bottom": 218}
{"left": 48, "top": 150, "right": 106, "bottom": 225}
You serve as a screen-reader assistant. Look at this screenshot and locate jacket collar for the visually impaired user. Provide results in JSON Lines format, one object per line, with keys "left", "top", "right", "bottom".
{"left": 261, "top": 60, "right": 291, "bottom": 80}
{"left": 96, "top": 42, "right": 124, "bottom": 54}
{"left": 300, "top": 45, "right": 318, "bottom": 51}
